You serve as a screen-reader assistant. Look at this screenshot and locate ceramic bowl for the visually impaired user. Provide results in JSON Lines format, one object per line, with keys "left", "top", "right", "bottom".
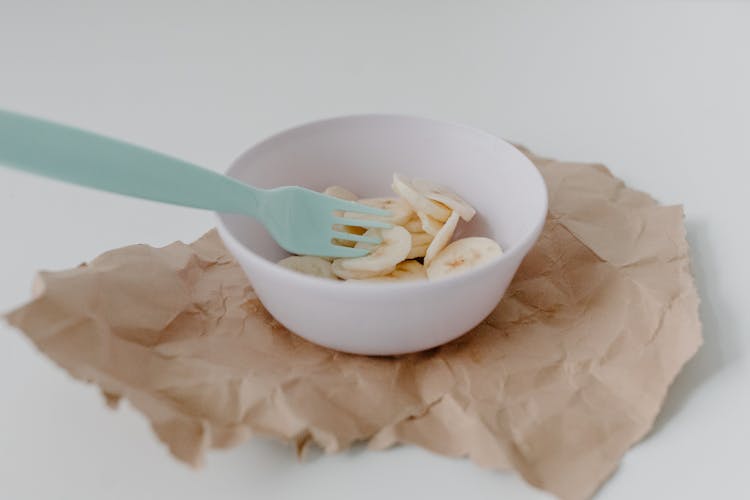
{"left": 216, "top": 115, "right": 547, "bottom": 355}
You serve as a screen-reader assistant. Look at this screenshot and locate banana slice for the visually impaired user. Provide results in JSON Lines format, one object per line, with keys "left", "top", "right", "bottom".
{"left": 332, "top": 223, "right": 366, "bottom": 247}
{"left": 411, "top": 178, "right": 476, "bottom": 221}
{"left": 424, "top": 211, "right": 460, "bottom": 265}
{"left": 406, "top": 230, "right": 434, "bottom": 260}
{"left": 355, "top": 260, "right": 427, "bottom": 283}
{"left": 426, "top": 237, "right": 503, "bottom": 280}
{"left": 392, "top": 173, "right": 451, "bottom": 222}
{"left": 407, "top": 244, "right": 429, "bottom": 259}
{"left": 410, "top": 231, "right": 434, "bottom": 246}
{"left": 344, "top": 197, "right": 414, "bottom": 225}
{"left": 324, "top": 185, "right": 358, "bottom": 201}
{"left": 332, "top": 226, "right": 412, "bottom": 279}
{"left": 416, "top": 211, "right": 444, "bottom": 236}
{"left": 403, "top": 216, "right": 424, "bottom": 233}
{"left": 278, "top": 256, "right": 339, "bottom": 280}
{"left": 327, "top": 185, "right": 364, "bottom": 246}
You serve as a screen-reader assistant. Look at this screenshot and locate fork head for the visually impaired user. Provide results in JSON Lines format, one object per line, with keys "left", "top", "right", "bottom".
{"left": 260, "top": 187, "right": 392, "bottom": 258}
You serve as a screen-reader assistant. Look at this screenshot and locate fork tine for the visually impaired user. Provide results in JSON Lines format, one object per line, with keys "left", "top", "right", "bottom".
{"left": 331, "top": 216, "right": 392, "bottom": 230}
{"left": 326, "top": 245, "right": 371, "bottom": 258}
{"left": 331, "top": 231, "right": 382, "bottom": 245}
{"left": 333, "top": 199, "right": 391, "bottom": 218}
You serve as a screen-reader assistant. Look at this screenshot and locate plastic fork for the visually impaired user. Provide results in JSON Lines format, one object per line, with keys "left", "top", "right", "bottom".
{"left": 0, "top": 110, "right": 390, "bottom": 258}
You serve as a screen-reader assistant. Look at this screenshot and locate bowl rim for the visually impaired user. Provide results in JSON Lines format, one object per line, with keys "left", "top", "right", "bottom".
{"left": 214, "top": 113, "right": 548, "bottom": 291}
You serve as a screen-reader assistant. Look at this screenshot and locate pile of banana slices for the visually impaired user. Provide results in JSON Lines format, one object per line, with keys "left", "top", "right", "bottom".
{"left": 278, "top": 173, "right": 503, "bottom": 282}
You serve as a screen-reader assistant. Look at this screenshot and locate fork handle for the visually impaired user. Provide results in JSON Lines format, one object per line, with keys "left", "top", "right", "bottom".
{"left": 0, "top": 109, "right": 262, "bottom": 216}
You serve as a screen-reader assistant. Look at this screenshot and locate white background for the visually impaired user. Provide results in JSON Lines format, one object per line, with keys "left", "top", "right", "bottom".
{"left": 1, "top": 2, "right": 749, "bottom": 499}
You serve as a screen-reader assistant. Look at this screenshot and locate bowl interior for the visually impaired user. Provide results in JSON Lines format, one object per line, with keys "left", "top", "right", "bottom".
{"left": 220, "top": 115, "right": 547, "bottom": 264}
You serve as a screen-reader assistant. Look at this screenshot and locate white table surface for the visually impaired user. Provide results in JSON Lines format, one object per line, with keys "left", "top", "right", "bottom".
{"left": 1, "top": 2, "right": 748, "bottom": 499}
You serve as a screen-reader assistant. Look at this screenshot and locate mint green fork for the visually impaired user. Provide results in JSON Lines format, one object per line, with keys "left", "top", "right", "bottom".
{"left": 0, "top": 110, "right": 391, "bottom": 258}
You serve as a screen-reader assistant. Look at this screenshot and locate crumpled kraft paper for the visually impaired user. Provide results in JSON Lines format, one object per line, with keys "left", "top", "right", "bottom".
{"left": 5, "top": 148, "right": 702, "bottom": 500}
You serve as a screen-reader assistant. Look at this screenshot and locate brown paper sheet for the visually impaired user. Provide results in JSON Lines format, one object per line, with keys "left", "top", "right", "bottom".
{"left": 5, "top": 149, "right": 702, "bottom": 500}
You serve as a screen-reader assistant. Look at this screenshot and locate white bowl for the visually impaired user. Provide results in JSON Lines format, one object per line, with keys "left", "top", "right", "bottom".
{"left": 216, "top": 115, "right": 547, "bottom": 355}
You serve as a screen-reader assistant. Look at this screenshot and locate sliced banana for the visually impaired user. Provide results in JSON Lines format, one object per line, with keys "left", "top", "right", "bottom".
{"left": 332, "top": 226, "right": 412, "bottom": 279}
{"left": 328, "top": 185, "right": 364, "bottom": 245}
{"left": 392, "top": 173, "right": 451, "bottom": 222}
{"left": 426, "top": 237, "right": 503, "bottom": 280}
{"left": 355, "top": 260, "right": 427, "bottom": 283}
{"left": 407, "top": 244, "right": 429, "bottom": 259}
{"left": 417, "top": 211, "right": 444, "bottom": 236}
{"left": 403, "top": 216, "right": 424, "bottom": 233}
{"left": 410, "top": 231, "right": 434, "bottom": 246}
{"left": 411, "top": 178, "right": 476, "bottom": 221}
{"left": 324, "top": 185, "right": 358, "bottom": 201}
{"left": 332, "top": 223, "right": 366, "bottom": 247}
{"left": 306, "top": 174, "right": 493, "bottom": 283}
{"left": 344, "top": 197, "right": 414, "bottom": 225}
{"left": 334, "top": 224, "right": 366, "bottom": 236}
{"left": 405, "top": 230, "right": 434, "bottom": 260}
{"left": 424, "top": 211, "right": 460, "bottom": 265}
{"left": 278, "top": 256, "right": 339, "bottom": 280}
